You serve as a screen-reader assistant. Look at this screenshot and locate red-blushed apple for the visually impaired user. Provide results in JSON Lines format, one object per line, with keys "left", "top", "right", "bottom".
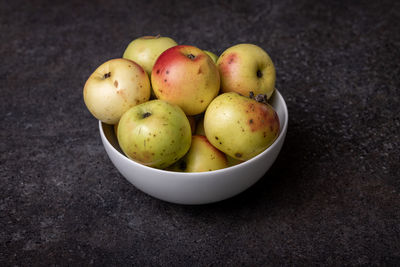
{"left": 204, "top": 92, "right": 280, "bottom": 161}
{"left": 217, "top": 43, "right": 276, "bottom": 99}
{"left": 168, "top": 135, "right": 228, "bottom": 172}
{"left": 117, "top": 100, "right": 192, "bottom": 169}
{"left": 151, "top": 45, "right": 220, "bottom": 115}
{"left": 83, "top": 58, "right": 151, "bottom": 124}
{"left": 123, "top": 35, "right": 178, "bottom": 75}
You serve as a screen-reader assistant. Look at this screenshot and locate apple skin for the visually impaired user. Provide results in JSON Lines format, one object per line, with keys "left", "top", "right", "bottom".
{"left": 168, "top": 135, "right": 228, "bottom": 172}
{"left": 117, "top": 100, "right": 192, "bottom": 169}
{"left": 217, "top": 43, "right": 276, "bottom": 99}
{"left": 194, "top": 117, "right": 243, "bottom": 166}
{"left": 123, "top": 35, "right": 178, "bottom": 75}
{"left": 204, "top": 50, "right": 218, "bottom": 63}
{"left": 204, "top": 92, "right": 280, "bottom": 161}
{"left": 151, "top": 45, "right": 220, "bottom": 115}
{"left": 83, "top": 58, "right": 150, "bottom": 124}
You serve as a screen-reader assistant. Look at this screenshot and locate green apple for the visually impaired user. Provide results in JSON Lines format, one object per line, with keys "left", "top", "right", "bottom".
{"left": 123, "top": 35, "right": 178, "bottom": 75}
{"left": 151, "top": 45, "right": 220, "bottom": 115}
{"left": 217, "top": 43, "right": 276, "bottom": 99}
{"left": 204, "top": 50, "right": 218, "bottom": 63}
{"left": 204, "top": 92, "right": 280, "bottom": 161}
{"left": 168, "top": 135, "right": 228, "bottom": 172}
{"left": 83, "top": 58, "right": 151, "bottom": 124}
{"left": 117, "top": 100, "right": 192, "bottom": 169}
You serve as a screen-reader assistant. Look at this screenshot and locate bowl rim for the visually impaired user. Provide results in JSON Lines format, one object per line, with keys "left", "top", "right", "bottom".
{"left": 99, "top": 89, "right": 288, "bottom": 177}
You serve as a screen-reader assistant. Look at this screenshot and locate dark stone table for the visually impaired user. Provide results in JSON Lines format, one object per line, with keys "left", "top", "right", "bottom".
{"left": 1, "top": 0, "right": 399, "bottom": 265}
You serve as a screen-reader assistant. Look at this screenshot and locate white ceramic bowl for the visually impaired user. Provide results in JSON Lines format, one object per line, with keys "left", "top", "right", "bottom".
{"left": 99, "top": 90, "right": 288, "bottom": 205}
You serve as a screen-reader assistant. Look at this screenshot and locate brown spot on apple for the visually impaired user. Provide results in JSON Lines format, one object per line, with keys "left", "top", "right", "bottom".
{"left": 247, "top": 103, "right": 272, "bottom": 132}
{"left": 198, "top": 67, "right": 202, "bottom": 74}
{"left": 228, "top": 53, "right": 236, "bottom": 64}
{"left": 114, "top": 80, "right": 118, "bottom": 88}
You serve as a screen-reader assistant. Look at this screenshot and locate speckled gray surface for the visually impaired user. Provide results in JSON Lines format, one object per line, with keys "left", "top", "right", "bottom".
{"left": 1, "top": 0, "right": 399, "bottom": 265}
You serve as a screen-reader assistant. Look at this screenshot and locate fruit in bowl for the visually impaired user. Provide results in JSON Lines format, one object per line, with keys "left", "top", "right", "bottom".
{"left": 217, "top": 43, "right": 276, "bottom": 99}
{"left": 123, "top": 35, "right": 178, "bottom": 75}
{"left": 99, "top": 89, "right": 288, "bottom": 204}
{"left": 151, "top": 45, "right": 220, "bottom": 115}
{"left": 204, "top": 92, "right": 280, "bottom": 161}
{"left": 83, "top": 58, "right": 150, "bottom": 124}
{"left": 83, "top": 36, "right": 288, "bottom": 204}
{"left": 117, "top": 99, "right": 192, "bottom": 169}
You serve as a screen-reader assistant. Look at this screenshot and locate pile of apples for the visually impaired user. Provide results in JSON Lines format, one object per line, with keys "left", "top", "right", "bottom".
{"left": 83, "top": 35, "right": 280, "bottom": 172}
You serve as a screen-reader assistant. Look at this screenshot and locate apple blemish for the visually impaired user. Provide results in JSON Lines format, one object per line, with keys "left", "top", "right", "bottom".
{"left": 142, "top": 112, "right": 152, "bottom": 118}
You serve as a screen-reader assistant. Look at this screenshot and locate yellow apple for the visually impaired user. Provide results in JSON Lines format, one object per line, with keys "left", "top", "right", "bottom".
{"left": 168, "top": 135, "right": 228, "bottom": 172}
{"left": 83, "top": 58, "right": 151, "bottom": 124}
{"left": 123, "top": 35, "right": 178, "bottom": 75}
{"left": 151, "top": 45, "right": 220, "bottom": 115}
{"left": 204, "top": 92, "right": 280, "bottom": 161}
{"left": 217, "top": 43, "right": 276, "bottom": 99}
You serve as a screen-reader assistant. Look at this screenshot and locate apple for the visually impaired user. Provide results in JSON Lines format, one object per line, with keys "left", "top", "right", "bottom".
{"left": 117, "top": 99, "right": 192, "bottom": 169}
{"left": 217, "top": 43, "right": 276, "bottom": 99}
{"left": 151, "top": 45, "right": 220, "bottom": 115}
{"left": 204, "top": 50, "right": 218, "bottom": 63}
{"left": 122, "top": 35, "right": 178, "bottom": 75}
{"left": 204, "top": 92, "right": 280, "bottom": 161}
{"left": 168, "top": 135, "right": 228, "bottom": 172}
{"left": 194, "top": 117, "right": 242, "bottom": 166}
{"left": 83, "top": 58, "right": 151, "bottom": 124}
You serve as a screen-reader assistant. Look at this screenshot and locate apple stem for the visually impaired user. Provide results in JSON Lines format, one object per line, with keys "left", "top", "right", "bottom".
{"left": 256, "top": 70, "right": 263, "bottom": 78}
{"left": 187, "top": 54, "right": 196, "bottom": 60}
{"left": 249, "top": 91, "right": 268, "bottom": 104}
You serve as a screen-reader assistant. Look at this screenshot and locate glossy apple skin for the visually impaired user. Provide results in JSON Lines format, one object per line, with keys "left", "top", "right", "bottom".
{"left": 168, "top": 135, "right": 228, "bottom": 172}
{"left": 217, "top": 43, "right": 276, "bottom": 99}
{"left": 117, "top": 100, "right": 192, "bottom": 169}
{"left": 151, "top": 45, "right": 220, "bottom": 115}
{"left": 83, "top": 58, "right": 150, "bottom": 124}
{"left": 123, "top": 35, "right": 177, "bottom": 75}
{"left": 204, "top": 92, "right": 280, "bottom": 161}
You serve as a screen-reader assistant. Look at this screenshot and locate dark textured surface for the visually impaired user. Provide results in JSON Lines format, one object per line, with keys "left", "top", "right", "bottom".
{"left": 1, "top": 0, "right": 399, "bottom": 265}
